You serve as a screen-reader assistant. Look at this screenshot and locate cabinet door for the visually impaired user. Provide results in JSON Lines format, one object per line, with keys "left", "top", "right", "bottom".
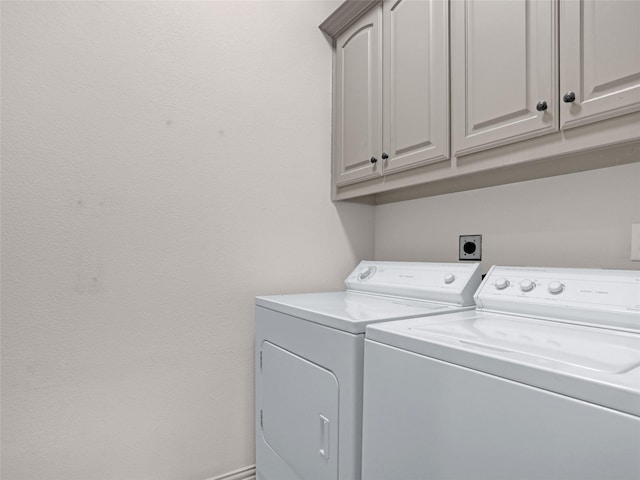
{"left": 560, "top": 0, "right": 640, "bottom": 129}
{"left": 334, "top": 6, "right": 382, "bottom": 187}
{"left": 451, "top": 0, "right": 558, "bottom": 156}
{"left": 261, "top": 342, "right": 339, "bottom": 480}
{"left": 382, "top": 0, "right": 449, "bottom": 174}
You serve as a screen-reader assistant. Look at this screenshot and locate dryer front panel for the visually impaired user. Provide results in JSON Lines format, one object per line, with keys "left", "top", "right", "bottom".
{"left": 260, "top": 341, "right": 339, "bottom": 480}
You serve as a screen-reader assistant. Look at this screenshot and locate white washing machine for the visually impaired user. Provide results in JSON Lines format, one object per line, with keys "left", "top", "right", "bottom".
{"left": 362, "top": 266, "right": 640, "bottom": 480}
{"left": 255, "top": 261, "right": 482, "bottom": 480}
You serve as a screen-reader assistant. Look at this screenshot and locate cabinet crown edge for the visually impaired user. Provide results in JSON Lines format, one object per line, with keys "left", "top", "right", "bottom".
{"left": 319, "top": 0, "right": 381, "bottom": 38}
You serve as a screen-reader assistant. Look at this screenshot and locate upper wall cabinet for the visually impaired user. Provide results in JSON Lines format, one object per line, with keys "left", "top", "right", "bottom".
{"left": 560, "top": 0, "right": 640, "bottom": 129}
{"left": 382, "top": 0, "right": 449, "bottom": 175}
{"left": 452, "top": 0, "right": 640, "bottom": 157}
{"left": 334, "top": 7, "right": 383, "bottom": 186}
{"left": 451, "top": 0, "right": 558, "bottom": 156}
{"left": 321, "top": 0, "right": 640, "bottom": 203}
{"left": 326, "top": 0, "right": 449, "bottom": 188}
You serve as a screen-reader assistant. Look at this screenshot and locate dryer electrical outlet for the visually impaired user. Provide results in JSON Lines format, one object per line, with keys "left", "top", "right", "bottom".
{"left": 459, "top": 235, "right": 482, "bottom": 261}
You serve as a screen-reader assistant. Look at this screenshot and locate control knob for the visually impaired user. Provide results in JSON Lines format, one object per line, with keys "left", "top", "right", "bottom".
{"left": 548, "top": 281, "right": 564, "bottom": 294}
{"left": 358, "top": 266, "right": 376, "bottom": 281}
{"left": 444, "top": 273, "right": 455, "bottom": 284}
{"left": 495, "top": 278, "right": 510, "bottom": 290}
{"left": 520, "top": 279, "right": 535, "bottom": 292}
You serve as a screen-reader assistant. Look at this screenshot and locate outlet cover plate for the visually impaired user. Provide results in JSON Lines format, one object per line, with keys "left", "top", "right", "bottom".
{"left": 632, "top": 223, "right": 640, "bottom": 261}
{"left": 459, "top": 235, "right": 482, "bottom": 261}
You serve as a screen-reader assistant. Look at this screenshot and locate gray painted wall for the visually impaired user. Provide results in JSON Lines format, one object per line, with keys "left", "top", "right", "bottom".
{"left": 1, "top": 2, "right": 373, "bottom": 479}
{"left": 375, "top": 163, "right": 640, "bottom": 272}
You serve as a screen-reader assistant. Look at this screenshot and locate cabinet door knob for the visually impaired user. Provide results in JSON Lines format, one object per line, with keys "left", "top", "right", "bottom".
{"left": 536, "top": 101, "right": 548, "bottom": 111}
{"left": 563, "top": 91, "right": 576, "bottom": 103}
{"left": 370, "top": 156, "right": 378, "bottom": 164}
{"left": 381, "top": 152, "right": 389, "bottom": 160}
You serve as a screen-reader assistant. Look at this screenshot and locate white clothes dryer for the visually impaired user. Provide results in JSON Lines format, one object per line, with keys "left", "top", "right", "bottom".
{"left": 362, "top": 266, "right": 640, "bottom": 480}
{"left": 255, "top": 261, "right": 482, "bottom": 480}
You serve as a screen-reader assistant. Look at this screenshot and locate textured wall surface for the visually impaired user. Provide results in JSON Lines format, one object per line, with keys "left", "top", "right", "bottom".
{"left": 375, "top": 162, "right": 640, "bottom": 271}
{"left": 1, "top": 1, "right": 374, "bottom": 479}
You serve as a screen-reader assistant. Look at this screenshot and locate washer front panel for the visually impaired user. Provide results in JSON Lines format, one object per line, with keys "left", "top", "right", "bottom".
{"left": 361, "top": 340, "right": 640, "bottom": 480}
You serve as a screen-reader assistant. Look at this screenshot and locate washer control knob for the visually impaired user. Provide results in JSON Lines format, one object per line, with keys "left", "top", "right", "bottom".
{"left": 520, "top": 279, "right": 535, "bottom": 292}
{"left": 495, "top": 278, "right": 510, "bottom": 290}
{"left": 358, "top": 267, "right": 376, "bottom": 281}
{"left": 548, "top": 281, "right": 564, "bottom": 294}
{"left": 444, "top": 273, "right": 455, "bottom": 284}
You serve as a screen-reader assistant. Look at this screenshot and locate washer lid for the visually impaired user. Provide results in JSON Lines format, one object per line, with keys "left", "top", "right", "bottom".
{"left": 366, "top": 310, "right": 640, "bottom": 416}
{"left": 256, "top": 291, "right": 466, "bottom": 334}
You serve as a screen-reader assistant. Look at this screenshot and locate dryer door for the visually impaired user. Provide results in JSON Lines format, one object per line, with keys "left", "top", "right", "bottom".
{"left": 260, "top": 341, "right": 339, "bottom": 480}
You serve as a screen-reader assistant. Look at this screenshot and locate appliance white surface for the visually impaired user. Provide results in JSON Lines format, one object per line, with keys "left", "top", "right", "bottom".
{"left": 256, "top": 292, "right": 459, "bottom": 334}
{"left": 362, "top": 340, "right": 640, "bottom": 480}
{"left": 362, "top": 266, "right": 640, "bottom": 480}
{"left": 344, "top": 261, "right": 481, "bottom": 303}
{"left": 257, "top": 261, "right": 481, "bottom": 334}
{"left": 255, "top": 261, "right": 482, "bottom": 480}
{"left": 474, "top": 265, "right": 640, "bottom": 329}
{"left": 260, "top": 342, "right": 339, "bottom": 480}
{"left": 366, "top": 310, "right": 640, "bottom": 416}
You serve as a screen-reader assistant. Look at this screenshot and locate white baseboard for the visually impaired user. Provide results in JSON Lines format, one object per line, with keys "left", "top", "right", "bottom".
{"left": 206, "top": 465, "right": 256, "bottom": 480}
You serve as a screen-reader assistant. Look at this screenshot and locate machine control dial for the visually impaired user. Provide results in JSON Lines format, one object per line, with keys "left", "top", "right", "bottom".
{"left": 548, "top": 281, "right": 564, "bottom": 294}
{"left": 495, "top": 278, "right": 510, "bottom": 290}
{"left": 444, "top": 273, "right": 456, "bottom": 284}
{"left": 358, "top": 266, "right": 376, "bottom": 281}
{"left": 519, "top": 279, "right": 535, "bottom": 292}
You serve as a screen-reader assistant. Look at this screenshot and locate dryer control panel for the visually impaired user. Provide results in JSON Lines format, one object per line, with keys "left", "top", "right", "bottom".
{"left": 345, "top": 261, "right": 482, "bottom": 306}
{"left": 476, "top": 266, "right": 640, "bottom": 331}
